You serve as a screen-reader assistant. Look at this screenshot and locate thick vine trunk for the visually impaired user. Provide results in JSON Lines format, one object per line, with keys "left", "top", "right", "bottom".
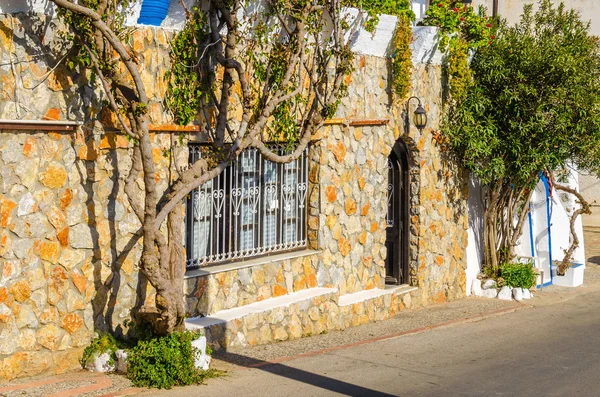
{"left": 53, "top": 0, "right": 354, "bottom": 336}
{"left": 550, "top": 173, "right": 591, "bottom": 276}
{"left": 483, "top": 178, "right": 535, "bottom": 275}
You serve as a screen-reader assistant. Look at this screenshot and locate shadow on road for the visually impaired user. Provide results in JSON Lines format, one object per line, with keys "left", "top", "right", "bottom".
{"left": 213, "top": 351, "right": 396, "bottom": 397}
{"left": 587, "top": 255, "right": 600, "bottom": 266}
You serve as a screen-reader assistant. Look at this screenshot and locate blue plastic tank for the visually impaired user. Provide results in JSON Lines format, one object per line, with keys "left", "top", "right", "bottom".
{"left": 137, "top": 0, "right": 170, "bottom": 26}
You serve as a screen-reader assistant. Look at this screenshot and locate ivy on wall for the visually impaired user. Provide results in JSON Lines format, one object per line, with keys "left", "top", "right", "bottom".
{"left": 166, "top": 0, "right": 417, "bottom": 126}
{"left": 421, "top": 0, "right": 493, "bottom": 101}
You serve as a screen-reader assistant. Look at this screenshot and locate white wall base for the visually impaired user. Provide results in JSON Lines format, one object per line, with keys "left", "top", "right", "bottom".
{"left": 552, "top": 263, "right": 585, "bottom": 287}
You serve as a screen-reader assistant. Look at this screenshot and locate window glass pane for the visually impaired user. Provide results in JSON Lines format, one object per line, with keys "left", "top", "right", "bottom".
{"left": 264, "top": 214, "right": 277, "bottom": 246}
{"left": 240, "top": 228, "right": 254, "bottom": 251}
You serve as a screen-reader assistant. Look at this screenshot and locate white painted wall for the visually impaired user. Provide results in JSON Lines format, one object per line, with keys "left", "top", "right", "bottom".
{"left": 467, "top": 170, "right": 586, "bottom": 291}
{"left": 466, "top": 176, "right": 484, "bottom": 295}
{"left": 471, "top": 0, "right": 600, "bottom": 36}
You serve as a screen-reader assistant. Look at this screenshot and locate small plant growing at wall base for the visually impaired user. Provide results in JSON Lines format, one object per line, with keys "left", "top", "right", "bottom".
{"left": 499, "top": 262, "right": 537, "bottom": 289}
{"left": 126, "top": 331, "right": 217, "bottom": 389}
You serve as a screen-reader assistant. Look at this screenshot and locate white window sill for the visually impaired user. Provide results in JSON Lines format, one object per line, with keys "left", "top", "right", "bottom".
{"left": 184, "top": 249, "right": 322, "bottom": 279}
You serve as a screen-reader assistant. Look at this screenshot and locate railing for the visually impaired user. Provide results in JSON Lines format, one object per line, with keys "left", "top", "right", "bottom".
{"left": 186, "top": 144, "right": 309, "bottom": 269}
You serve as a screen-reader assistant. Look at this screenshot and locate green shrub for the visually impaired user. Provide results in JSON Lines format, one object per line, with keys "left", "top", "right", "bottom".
{"left": 499, "top": 262, "right": 537, "bottom": 289}
{"left": 126, "top": 331, "right": 207, "bottom": 389}
{"left": 80, "top": 333, "right": 121, "bottom": 369}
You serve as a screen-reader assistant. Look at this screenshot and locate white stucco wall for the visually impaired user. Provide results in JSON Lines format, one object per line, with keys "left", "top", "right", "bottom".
{"left": 466, "top": 170, "right": 586, "bottom": 291}
{"left": 466, "top": 176, "right": 484, "bottom": 295}
{"left": 471, "top": 0, "right": 600, "bottom": 36}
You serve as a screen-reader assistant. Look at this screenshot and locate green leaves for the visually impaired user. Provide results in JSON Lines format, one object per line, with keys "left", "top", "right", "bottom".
{"left": 445, "top": 0, "right": 600, "bottom": 186}
{"left": 80, "top": 333, "right": 122, "bottom": 369}
{"left": 422, "top": 0, "right": 493, "bottom": 100}
{"left": 164, "top": 11, "right": 209, "bottom": 126}
{"left": 351, "top": 0, "right": 414, "bottom": 33}
{"left": 127, "top": 331, "right": 208, "bottom": 389}
{"left": 500, "top": 261, "right": 537, "bottom": 289}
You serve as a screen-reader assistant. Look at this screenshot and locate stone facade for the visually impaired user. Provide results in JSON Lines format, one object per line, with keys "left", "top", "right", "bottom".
{"left": 186, "top": 57, "right": 469, "bottom": 350}
{"left": 0, "top": 13, "right": 469, "bottom": 379}
{"left": 0, "top": 15, "right": 182, "bottom": 379}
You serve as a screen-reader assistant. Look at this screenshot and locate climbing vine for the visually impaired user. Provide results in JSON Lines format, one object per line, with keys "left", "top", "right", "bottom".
{"left": 358, "top": 0, "right": 414, "bottom": 99}
{"left": 164, "top": 8, "right": 210, "bottom": 126}
{"left": 52, "top": 0, "right": 360, "bottom": 336}
{"left": 166, "top": 0, "right": 417, "bottom": 126}
{"left": 421, "top": 0, "right": 493, "bottom": 100}
{"left": 390, "top": 15, "right": 413, "bottom": 99}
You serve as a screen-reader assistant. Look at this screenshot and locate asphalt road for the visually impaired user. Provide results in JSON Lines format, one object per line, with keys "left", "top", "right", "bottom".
{"left": 141, "top": 286, "right": 600, "bottom": 397}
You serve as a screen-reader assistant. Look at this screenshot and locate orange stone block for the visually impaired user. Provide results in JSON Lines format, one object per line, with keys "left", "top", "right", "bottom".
{"left": 59, "top": 189, "right": 73, "bottom": 210}
{"left": 99, "top": 133, "right": 130, "bottom": 149}
{"left": 353, "top": 128, "right": 363, "bottom": 141}
{"left": 0, "top": 232, "right": 9, "bottom": 257}
{"left": 22, "top": 137, "right": 38, "bottom": 157}
{"left": 61, "top": 313, "right": 83, "bottom": 333}
{"left": 361, "top": 202, "right": 370, "bottom": 216}
{"left": 435, "top": 255, "right": 444, "bottom": 266}
{"left": 325, "top": 215, "right": 337, "bottom": 229}
{"left": 370, "top": 221, "right": 378, "bottom": 233}
{"left": 275, "top": 269, "right": 284, "bottom": 283}
{"left": 339, "top": 238, "right": 351, "bottom": 256}
{"left": 71, "top": 271, "right": 87, "bottom": 294}
{"left": 307, "top": 273, "right": 317, "bottom": 288}
{"left": 0, "top": 287, "right": 7, "bottom": 304}
{"left": 272, "top": 285, "right": 287, "bottom": 297}
{"left": 0, "top": 197, "right": 16, "bottom": 227}
{"left": 358, "top": 176, "right": 365, "bottom": 190}
{"left": 39, "top": 164, "right": 67, "bottom": 188}
{"left": 9, "top": 280, "right": 30, "bottom": 303}
{"left": 43, "top": 108, "right": 60, "bottom": 121}
{"left": 152, "top": 148, "right": 163, "bottom": 164}
{"left": 358, "top": 231, "right": 367, "bottom": 245}
{"left": 345, "top": 198, "right": 357, "bottom": 215}
{"left": 35, "top": 241, "right": 60, "bottom": 264}
{"left": 293, "top": 276, "right": 306, "bottom": 291}
{"left": 325, "top": 186, "right": 337, "bottom": 203}
{"left": 333, "top": 141, "right": 346, "bottom": 163}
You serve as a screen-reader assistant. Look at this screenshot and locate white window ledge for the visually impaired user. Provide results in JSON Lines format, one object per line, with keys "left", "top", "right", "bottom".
{"left": 184, "top": 249, "right": 322, "bottom": 279}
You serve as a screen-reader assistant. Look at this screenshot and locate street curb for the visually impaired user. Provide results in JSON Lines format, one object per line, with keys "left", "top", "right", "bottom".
{"left": 245, "top": 302, "right": 529, "bottom": 368}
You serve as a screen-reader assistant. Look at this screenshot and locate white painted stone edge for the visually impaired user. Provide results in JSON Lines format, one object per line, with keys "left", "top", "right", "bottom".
{"left": 185, "top": 287, "right": 338, "bottom": 329}
{"left": 338, "top": 286, "right": 417, "bottom": 306}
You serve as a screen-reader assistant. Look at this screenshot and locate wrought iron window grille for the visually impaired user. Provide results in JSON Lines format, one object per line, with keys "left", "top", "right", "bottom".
{"left": 185, "top": 144, "right": 309, "bottom": 269}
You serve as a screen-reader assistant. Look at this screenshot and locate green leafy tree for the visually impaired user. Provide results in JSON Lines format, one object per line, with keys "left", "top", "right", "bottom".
{"left": 443, "top": 0, "right": 600, "bottom": 274}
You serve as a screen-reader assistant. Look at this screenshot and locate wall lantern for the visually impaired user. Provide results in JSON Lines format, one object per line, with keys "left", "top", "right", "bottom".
{"left": 407, "top": 96, "right": 427, "bottom": 131}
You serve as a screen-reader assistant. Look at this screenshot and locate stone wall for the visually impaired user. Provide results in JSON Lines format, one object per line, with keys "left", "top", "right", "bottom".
{"left": 185, "top": 55, "right": 469, "bottom": 338}
{"left": 0, "top": 12, "right": 469, "bottom": 379}
{"left": 0, "top": 15, "right": 185, "bottom": 379}
{"left": 0, "top": 128, "right": 185, "bottom": 379}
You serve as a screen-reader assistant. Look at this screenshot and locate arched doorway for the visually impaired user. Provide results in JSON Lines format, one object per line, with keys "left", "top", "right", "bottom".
{"left": 385, "top": 139, "right": 410, "bottom": 285}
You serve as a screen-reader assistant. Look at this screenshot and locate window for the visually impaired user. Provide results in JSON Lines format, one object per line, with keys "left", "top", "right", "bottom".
{"left": 185, "top": 145, "right": 309, "bottom": 269}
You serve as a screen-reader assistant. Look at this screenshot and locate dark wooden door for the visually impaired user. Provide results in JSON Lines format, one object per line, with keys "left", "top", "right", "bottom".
{"left": 385, "top": 140, "right": 409, "bottom": 285}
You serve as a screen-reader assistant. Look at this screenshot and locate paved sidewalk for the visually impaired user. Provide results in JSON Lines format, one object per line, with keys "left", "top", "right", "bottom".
{"left": 0, "top": 372, "right": 142, "bottom": 397}
{"left": 2, "top": 230, "right": 598, "bottom": 396}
